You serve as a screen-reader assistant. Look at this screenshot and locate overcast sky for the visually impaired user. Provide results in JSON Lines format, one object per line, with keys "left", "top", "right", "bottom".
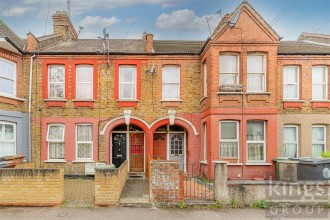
{"left": 0, "top": 0, "right": 329, "bottom": 41}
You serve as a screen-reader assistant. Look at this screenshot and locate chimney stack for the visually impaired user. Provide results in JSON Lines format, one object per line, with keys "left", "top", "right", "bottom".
{"left": 146, "top": 33, "right": 153, "bottom": 53}
{"left": 52, "top": 11, "right": 78, "bottom": 40}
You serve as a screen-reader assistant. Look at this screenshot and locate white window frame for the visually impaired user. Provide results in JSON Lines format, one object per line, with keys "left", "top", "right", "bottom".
{"left": 247, "top": 54, "right": 266, "bottom": 92}
{"left": 119, "top": 65, "right": 137, "bottom": 100}
{"left": 76, "top": 65, "right": 93, "bottom": 100}
{"left": 76, "top": 124, "right": 93, "bottom": 160}
{"left": 283, "top": 66, "right": 299, "bottom": 100}
{"left": 219, "top": 54, "right": 239, "bottom": 85}
{"left": 203, "top": 123, "right": 207, "bottom": 161}
{"left": 48, "top": 65, "right": 65, "bottom": 99}
{"left": 312, "top": 125, "right": 326, "bottom": 157}
{"left": 220, "top": 121, "right": 239, "bottom": 160}
{"left": 0, "top": 58, "right": 16, "bottom": 97}
{"left": 312, "top": 66, "right": 328, "bottom": 100}
{"left": 203, "top": 62, "right": 207, "bottom": 97}
{"left": 46, "top": 124, "right": 65, "bottom": 160}
{"left": 283, "top": 125, "right": 298, "bottom": 158}
{"left": 246, "top": 121, "right": 266, "bottom": 162}
{"left": 0, "top": 121, "right": 16, "bottom": 157}
{"left": 162, "top": 65, "right": 180, "bottom": 100}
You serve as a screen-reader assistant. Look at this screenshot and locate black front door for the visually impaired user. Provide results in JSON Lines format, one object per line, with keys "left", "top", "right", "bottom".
{"left": 112, "top": 133, "right": 127, "bottom": 168}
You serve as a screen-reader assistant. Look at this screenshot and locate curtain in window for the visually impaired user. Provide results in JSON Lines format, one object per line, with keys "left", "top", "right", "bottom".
{"left": 48, "top": 125, "right": 64, "bottom": 141}
{"left": 312, "top": 127, "right": 324, "bottom": 142}
{"left": 283, "top": 67, "right": 298, "bottom": 99}
{"left": 283, "top": 127, "right": 297, "bottom": 157}
{"left": 247, "top": 122, "right": 264, "bottom": 141}
{"left": 77, "top": 125, "right": 92, "bottom": 159}
{"left": 49, "top": 143, "right": 64, "bottom": 159}
{"left": 49, "top": 66, "right": 64, "bottom": 98}
{"left": 312, "top": 67, "right": 327, "bottom": 100}
{"left": 120, "top": 67, "right": 136, "bottom": 99}
{"left": 221, "top": 122, "right": 237, "bottom": 139}
{"left": 76, "top": 65, "right": 93, "bottom": 99}
{"left": 312, "top": 144, "right": 324, "bottom": 157}
{"left": 219, "top": 55, "right": 237, "bottom": 85}
{"left": 248, "top": 143, "right": 264, "bottom": 161}
{"left": 312, "top": 127, "right": 325, "bottom": 157}
{"left": 162, "top": 66, "right": 180, "bottom": 99}
{"left": 0, "top": 59, "right": 15, "bottom": 95}
{"left": 221, "top": 142, "right": 238, "bottom": 158}
{"left": 247, "top": 55, "right": 264, "bottom": 91}
{"left": 0, "top": 123, "right": 15, "bottom": 157}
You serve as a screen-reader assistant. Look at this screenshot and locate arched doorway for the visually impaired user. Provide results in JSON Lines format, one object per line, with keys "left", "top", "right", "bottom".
{"left": 153, "top": 124, "right": 186, "bottom": 171}
{"left": 111, "top": 124, "right": 145, "bottom": 173}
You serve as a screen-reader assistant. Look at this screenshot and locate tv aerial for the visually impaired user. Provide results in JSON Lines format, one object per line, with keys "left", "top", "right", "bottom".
{"left": 100, "top": 28, "right": 110, "bottom": 66}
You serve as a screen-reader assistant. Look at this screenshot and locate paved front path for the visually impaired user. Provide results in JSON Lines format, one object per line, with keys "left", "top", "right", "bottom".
{"left": 63, "top": 177, "right": 94, "bottom": 208}
{"left": 0, "top": 207, "right": 299, "bottom": 220}
{"left": 120, "top": 179, "right": 149, "bottom": 204}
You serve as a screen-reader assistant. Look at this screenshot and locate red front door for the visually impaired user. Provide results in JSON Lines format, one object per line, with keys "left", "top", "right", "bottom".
{"left": 153, "top": 133, "right": 167, "bottom": 160}
{"left": 130, "top": 133, "right": 144, "bottom": 172}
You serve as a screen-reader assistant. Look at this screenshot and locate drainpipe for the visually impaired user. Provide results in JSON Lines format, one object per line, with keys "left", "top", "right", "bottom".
{"left": 28, "top": 54, "right": 36, "bottom": 161}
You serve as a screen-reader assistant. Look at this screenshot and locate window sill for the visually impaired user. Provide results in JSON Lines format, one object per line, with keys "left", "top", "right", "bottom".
{"left": 245, "top": 162, "right": 272, "bottom": 166}
{"left": 117, "top": 100, "right": 139, "bottom": 108}
{"left": 44, "top": 99, "right": 66, "bottom": 108}
{"left": 44, "top": 99, "right": 67, "bottom": 102}
{"left": 44, "top": 159, "right": 66, "bottom": 163}
{"left": 311, "top": 100, "right": 330, "bottom": 103}
{"left": 0, "top": 94, "right": 26, "bottom": 101}
{"left": 161, "top": 99, "right": 183, "bottom": 102}
{"left": 245, "top": 92, "right": 272, "bottom": 95}
{"left": 73, "top": 99, "right": 95, "bottom": 102}
{"left": 73, "top": 160, "right": 95, "bottom": 163}
{"left": 116, "top": 99, "right": 139, "bottom": 102}
{"left": 200, "top": 96, "right": 207, "bottom": 102}
{"left": 228, "top": 163, "right": 243, "bottom": 166}
{"left": 217, "top": 92, "right": 244, "bottom": 95}
{"left": 200, "top": 160, "right": 208, "bottom": 165}
{"left": 73, "top": 100, "right": 95, "bottom": 108}
{"left": 282, "top": 100, "right": 305, "bottom": 102}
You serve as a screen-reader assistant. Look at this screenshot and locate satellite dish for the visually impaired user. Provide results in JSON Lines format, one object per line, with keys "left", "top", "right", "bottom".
{"left": 228, "top": 9, "right": 240, "bottom": 27}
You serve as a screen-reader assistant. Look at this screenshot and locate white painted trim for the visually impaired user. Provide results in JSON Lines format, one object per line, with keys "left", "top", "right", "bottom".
{"left": 100, "top": 116, "right": 150, "bottom": 135}
{"left": 150, "top": 116, "right": 199, "bottom": 136}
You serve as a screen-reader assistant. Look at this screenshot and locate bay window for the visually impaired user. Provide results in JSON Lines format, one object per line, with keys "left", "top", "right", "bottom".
{"left": 219, "top": 54, "right": 239, "bottom": 85}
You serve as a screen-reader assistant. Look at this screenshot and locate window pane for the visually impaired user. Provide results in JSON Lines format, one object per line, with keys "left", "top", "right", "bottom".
{"left": 283, "top": 67, "right": 298, "bottom": 83}
{"left": 312, "top": 144, "right": 324, "bottom": 157}
{"left": 312, "top": 85, "right": 326, "bottom": 100}
{"left": 76, "top": 83, "right": 93, "bottom": 99}
{"left": 120, "top": 67, "right": 136, "bottom": 82}
{"left": 312, "top": 127, "right": 324, "bottom": 142}
{"left": 248, "top": 143, "right": 264, "bottom": 161}
{"left": 0, "top": 59, "right": 15, "bottom": 79}
{"left": 48, "top": 125, "right": 64, "bottom": 141}
{"left": 284, "top": 127, "right": 297, "bottom": 141}
{"left": 312, "top": 67, "right": 326, "bottom": 83}
{"left": 163, "top": 84, "right": 179, "bottom": 99}
{"left": 163, "top": 66, "right": 180, "bottom": 83}
{"left": 0, "top": 142, "right": 15, "bottom": 157}
{"left": 220, "top": 55, "right": 237, "bottom": 73}
{"left": 0, "top": 78, "right": 14, "bottom": 95}
{"left": 49, "top": 143, "right": 64, "bottom": 159}
{"left": 220, "top": 142, "right": 238, "bottom": 158}
{"left": 76, "top": 65, "right": 93, "bottom": 82}
{"left": 220, "top": 74, "right": 237, "bottom": 85}
{"left": 247, "top": 55, "right": 263, "bottom": 73}
{"left": 284, "top": 143, "right": 297, "bottom": 157}
{"left": 120, "top": 84, "right": 135, "bottom": 99}
{"left": 284, "top": 85, "right": 298, "bottom": 99}
{"left": 247, "top": 122, "right": 264, "bottom": 141}
{"left": 77, "top": 125, "right": 92, "bottom": 141}
{"left": 4, "top": 124, "right": 14, "bottom": 140}
{"left": 49, "top": 66, "right": 64, "bottom": 82}
{"left": 221, "top": 122, "right": 237, "bottom": 139}
{"left": 78, "top": 143, "right": 92, "bottom": 158}
{"left": 49, "top": 83, "right": 64, "bottom": 98}
{"left": 247, "top": 74, "right": 263, "bottom": 91}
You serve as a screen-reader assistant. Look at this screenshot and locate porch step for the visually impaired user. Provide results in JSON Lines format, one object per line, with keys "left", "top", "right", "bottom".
{"left": 128, "top": 172, "right": 145, "bottom": 179}
{"left": 119, "top": 197, "right": 151, "bottom": 207}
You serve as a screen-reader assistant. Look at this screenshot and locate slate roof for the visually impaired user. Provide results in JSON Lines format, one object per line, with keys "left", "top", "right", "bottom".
{"left": 37, "top": 39, "right": 206, "bottom": 54}
{"left": 297, "top": 32, "right": 330, "bottom": 46}
{"left": 0, "top": 19, "right": 24, "bottom": 50}
{"left": 278, "top": 41, "right": 330, "bottom": 55}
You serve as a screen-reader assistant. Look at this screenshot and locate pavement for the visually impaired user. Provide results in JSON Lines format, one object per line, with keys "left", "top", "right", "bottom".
{"left": 0, "top": 207, "right": 300, "bottom": 220}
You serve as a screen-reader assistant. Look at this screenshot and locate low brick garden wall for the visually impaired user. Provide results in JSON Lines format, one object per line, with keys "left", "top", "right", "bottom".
{"left": 94, "top": 160, "right": 128, "bottom": 206}
{"left": 0, "top": 168, "right": 64, "bottom": 206}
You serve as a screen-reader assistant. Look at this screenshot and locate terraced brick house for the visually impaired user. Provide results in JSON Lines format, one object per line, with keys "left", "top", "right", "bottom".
{"left": 1, "top": 1, "right": 329, "bottom": 180}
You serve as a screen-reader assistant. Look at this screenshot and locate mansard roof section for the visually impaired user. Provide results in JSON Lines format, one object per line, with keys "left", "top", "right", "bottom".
{"left": 278, "top": 41, "right": 330, "bottom": 55}
{"left": 211, "top": 1, "right": 280, "bottom": 43}
{"left": 297, "top": 32, "right": 330, "bottom": 46}
{"left": 36, "top": 39, "right": 206, "bottom": 55}
{"left": 0, "top": 19, "right": 25, "bottom": 52}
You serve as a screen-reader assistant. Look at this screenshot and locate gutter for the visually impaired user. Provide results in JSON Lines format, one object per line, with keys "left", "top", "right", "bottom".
{"left": 28, "top": 54, "right": 36, "bottom": 162}
{"left": 26, "top": 51, "right": 201, "bottom": 56}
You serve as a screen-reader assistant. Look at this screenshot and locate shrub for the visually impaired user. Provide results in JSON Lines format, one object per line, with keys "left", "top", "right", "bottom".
{"left": 251, "top": 199, "right": 271, "bottom": 209}
{"left": 321, "top": 152, "right": 330, "bottom": 158}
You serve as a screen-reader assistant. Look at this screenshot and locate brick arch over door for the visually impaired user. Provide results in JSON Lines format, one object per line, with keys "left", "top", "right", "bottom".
{"left": 101, "top": 116, "right": 149, "bottom": 164}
